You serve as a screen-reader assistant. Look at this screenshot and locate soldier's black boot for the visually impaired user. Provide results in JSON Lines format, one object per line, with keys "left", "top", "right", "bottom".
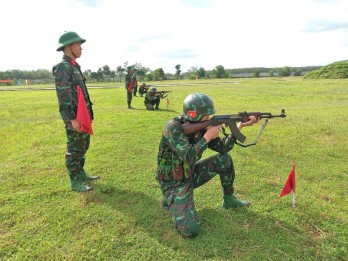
{"left": 222, "top": 195, "right": 250, "bottom": 209}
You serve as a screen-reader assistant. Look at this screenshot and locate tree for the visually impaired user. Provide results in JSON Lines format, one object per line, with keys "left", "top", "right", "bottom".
{"left": 90, "top": 69, "right": 103, "bottom": 82}
{"left": 153, "top": 68, "right": 165, "bottom": 81}
{"left": 133, "top": 63, "right": 150, "bottom": 81}
{"left": 278, "top": 66, "right": 291, "bottom": 77}
{"left": 116, "top": 66, "right": 125, "bottom": 82}
{"left": 197, "top": 67, "right": 206, "bottom": 79}
{"left": 293, "top": 69, "right": 302, "bottom": 76}
{"left": 188, "top": 66, "right": 199, "bottom": 79}
{"left": 146, "top": 72, "right": 154, "bottom": 81}
{"left": 175, "top": 64, "right": 181, "bottom": 79}
{"left": 212, "top": 65, "right": 225, "bottom": 78}
{"left": 102, "top": 65, "right": 111, "bottom": 82}
{"left": 253, "top": 69, "right": 261, "bottom": 78}
{"left": 84, "top": 69, "right": 92, "bottom": 82}
{"left": 123, "top": 61, "right": 129, "bottom": 71}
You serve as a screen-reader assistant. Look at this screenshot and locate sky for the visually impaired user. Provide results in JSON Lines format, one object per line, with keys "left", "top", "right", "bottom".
{"left": 1, "top": 0, "right": 348, "bottom": 74}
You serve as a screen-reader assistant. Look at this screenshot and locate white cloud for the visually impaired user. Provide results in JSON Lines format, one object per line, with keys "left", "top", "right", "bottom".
{"left": 1, "top": 0, "right": 348, "bottom": 73}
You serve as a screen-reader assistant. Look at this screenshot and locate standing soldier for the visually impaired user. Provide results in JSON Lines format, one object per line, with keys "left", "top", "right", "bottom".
{"left": 125, "top": 67, "right": 134, "bottom": 109}
{"left": 144, "top": 87, "right": 161, "bottom": 110}
{"left": 156, "top": 93, "right": 259, "bottom": 237}
{"left": 132, "top": 74, "right": 138, "bottom": 97}
{"left": 52, "top": 31, "right": 100, "bottom": 192}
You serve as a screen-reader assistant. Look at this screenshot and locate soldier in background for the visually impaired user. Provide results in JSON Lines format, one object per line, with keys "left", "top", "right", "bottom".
{"left": 144, "top": 87, "right": 160, "bottom": 110}
{"left": 125, "top": 67, "right": 134, "bottom": 109}
{"left": 52, "top": 31, "right": 100, "bottom": 192}
{"left": 156, "top": 93, "right": 259, "bottom": 237}
{"left": 138, "top": 83, "right": 149, "bottom": 97}
{"left": 132, "top": 74, "right": 138, "bottom": 97}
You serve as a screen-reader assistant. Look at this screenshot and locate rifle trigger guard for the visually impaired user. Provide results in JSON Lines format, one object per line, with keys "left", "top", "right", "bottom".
{"left": 220, "top": 126, "right": 228, "bottom": 137}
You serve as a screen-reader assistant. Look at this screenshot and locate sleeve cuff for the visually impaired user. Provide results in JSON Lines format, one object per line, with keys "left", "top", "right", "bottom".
{"left": 197, "top": 137, "right": 209, "bottom": 150}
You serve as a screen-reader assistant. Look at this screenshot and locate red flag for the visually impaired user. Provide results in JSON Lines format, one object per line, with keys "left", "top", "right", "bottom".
{"left": 127, "top": 82, "right": 132, "bottom": 92}
{"left": 280, "top": 165, "right": 296, "bottom": 197}
{"left": 77, "top": 85, "right": 93, "bottom": 135}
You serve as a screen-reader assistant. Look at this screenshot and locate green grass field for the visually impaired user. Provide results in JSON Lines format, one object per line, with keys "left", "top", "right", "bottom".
{"left": 0, "top": 78, "right": 347, "bottom": 260}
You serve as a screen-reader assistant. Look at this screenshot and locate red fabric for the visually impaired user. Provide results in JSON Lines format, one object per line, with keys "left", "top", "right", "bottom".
{"left": 280, "top": 165, "right": 296, "bottom": 197}
{"left": 127, "top": 82, "right": 132, "bottom": 92}
{"left": 77, "top": 85, "right": 93, "bottom": 134}
{"left": 70, "top": 59, "right": 78, "bottom": 66}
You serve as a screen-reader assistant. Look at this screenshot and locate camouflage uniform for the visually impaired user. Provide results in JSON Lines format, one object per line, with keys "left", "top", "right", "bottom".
{"left": 132, "top": 75, "right": 138, "bottom": 97}
{"left": 125, "top": 70, "right": 133, "bottom": 108}
{"left": 52, "top": 54, "right": 94, "bottom": 187}
{"left": 156, "top": 115, "right": 237, "bottom": 237}
{"left": 144, "top": 88, "right": 160, "bottom": 110}
{"left": 156, "top": 92, "right": 250, "bottom": 237}
{"left": 138, "top": 83, "right": 148, "bottom": 97}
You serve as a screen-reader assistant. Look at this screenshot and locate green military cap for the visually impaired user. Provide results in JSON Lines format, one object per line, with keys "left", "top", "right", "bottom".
{"left": 56, "top": 31, "right": 86, "bottom": 52}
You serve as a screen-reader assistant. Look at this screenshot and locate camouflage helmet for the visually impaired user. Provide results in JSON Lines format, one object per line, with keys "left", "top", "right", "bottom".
{"left": 149, "top": 87, "right": 157, "bottom": 92}
{"left": 56, "top": 31, "right": 86, "bottom": 52}
{"left": 183, "top": 93, "right": 216, "bottom": 122}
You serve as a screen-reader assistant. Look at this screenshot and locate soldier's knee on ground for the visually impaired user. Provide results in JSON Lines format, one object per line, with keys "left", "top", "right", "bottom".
{"left": 181, "top": 219, "right": 200, "bottom": 238}
{"left": 146, "top": 104, "right": 154, "bottom": 110}
{"left": 176, "top": 211, "right": 201, "bottom": 238}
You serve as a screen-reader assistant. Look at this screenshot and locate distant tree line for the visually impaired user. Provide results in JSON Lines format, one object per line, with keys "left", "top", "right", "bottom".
{"left": 0, "top": 64, "right": 323, "bottom": 86}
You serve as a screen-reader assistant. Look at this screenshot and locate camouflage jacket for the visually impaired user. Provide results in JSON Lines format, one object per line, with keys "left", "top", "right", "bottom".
{"left": 52, "top": 55, "right": 93, "bottom": 127}
{"left": 125, "top": 73, "right": 133, "bottom": 92}
{"left": 156, "top": 115, "right": 236, "bottom": 182}
{"left": 145, "top": 91, "right": 160, "bottom": 104}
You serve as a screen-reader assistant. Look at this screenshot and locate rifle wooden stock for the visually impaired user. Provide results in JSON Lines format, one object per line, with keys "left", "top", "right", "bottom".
{"left": 182, "top": 119, "right": 246, "bottom": 142}
{"left": 182, "top": 120, "right": 212, "bottom": 135}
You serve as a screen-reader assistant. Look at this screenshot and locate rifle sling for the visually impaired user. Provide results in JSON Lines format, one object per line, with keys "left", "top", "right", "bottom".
{"left": 236, "top": 119, "right": 269, "bottom": 147}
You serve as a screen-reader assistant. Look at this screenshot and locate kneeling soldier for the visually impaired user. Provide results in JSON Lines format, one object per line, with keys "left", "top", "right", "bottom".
{"left": 156, "top": 93, "right": 259, "bottom": 237}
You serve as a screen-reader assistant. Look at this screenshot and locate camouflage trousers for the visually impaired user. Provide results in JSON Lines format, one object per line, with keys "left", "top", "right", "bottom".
{"left": 65, "top": 128, "right": 90, "bottom": 180}
{"left": 127, "top": 90, "right": 132, "bottom": 106}
{"left": 145, "top": 99, "right": 160, "bottom": 110}
{"left": 160, "top": 153, "right": 235, "bottom": 237}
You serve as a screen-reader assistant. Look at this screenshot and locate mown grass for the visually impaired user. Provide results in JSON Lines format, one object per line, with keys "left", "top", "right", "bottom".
{"left": 0, "top": 77, "right": 347, "bottom": 260}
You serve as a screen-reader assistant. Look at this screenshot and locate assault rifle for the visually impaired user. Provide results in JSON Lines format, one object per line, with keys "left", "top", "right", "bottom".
{"left": 182, "top": 109, "right": 286, "bottom": 147}
{"left": 153, "top": 90, "right": 172, "bottom": 98}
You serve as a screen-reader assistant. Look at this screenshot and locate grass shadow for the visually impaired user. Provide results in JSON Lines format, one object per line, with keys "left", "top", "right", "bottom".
{"left": 85, "top": 183, "right": 316, "bottom": 260}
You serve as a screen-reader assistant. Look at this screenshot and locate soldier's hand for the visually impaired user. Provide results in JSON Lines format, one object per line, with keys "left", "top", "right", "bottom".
{"left": 203, "top": 125, "right": 221, "bottom": 142}
{"left": 238, "top": 115, "right": 259, "bottom": 129}
{"left": 71, "top": 119, "right": 82, "bottom": 133}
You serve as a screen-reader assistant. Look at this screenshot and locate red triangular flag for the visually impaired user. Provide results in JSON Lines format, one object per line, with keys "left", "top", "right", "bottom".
{"left": 280, "top": 165, "right": 296, "bottom": 197}
{"left": 77, "top": 85, "right": 93, "bottom": 135}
